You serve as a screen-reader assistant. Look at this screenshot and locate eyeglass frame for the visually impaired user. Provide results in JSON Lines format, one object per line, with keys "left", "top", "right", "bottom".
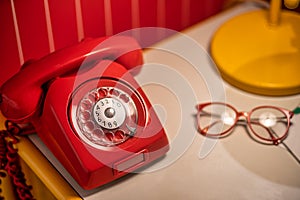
{"left": 196, "top": 102, "right": 295, "bottom": 145}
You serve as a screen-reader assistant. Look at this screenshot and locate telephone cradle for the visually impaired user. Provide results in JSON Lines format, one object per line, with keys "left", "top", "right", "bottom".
{"left": 0, "top": 36, "right": 169, "bottom": 189}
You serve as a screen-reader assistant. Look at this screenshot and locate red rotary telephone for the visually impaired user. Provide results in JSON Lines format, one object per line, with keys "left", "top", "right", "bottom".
{"left": 0, "top": 36, "right": 169, "bottom": 189}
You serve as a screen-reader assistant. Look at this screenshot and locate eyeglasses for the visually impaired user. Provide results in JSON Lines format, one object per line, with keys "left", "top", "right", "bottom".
{"left": 196, "top": 102, "right": 294, "bottom": 145}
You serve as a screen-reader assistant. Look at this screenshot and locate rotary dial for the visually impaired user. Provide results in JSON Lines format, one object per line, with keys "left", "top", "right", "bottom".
{"left": 75, "top": 87, "right": 138, "bottom": 147}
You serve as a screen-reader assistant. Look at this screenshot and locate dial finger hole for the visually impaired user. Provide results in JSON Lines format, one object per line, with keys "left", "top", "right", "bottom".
{"left": 98, "top": 88, "right": 108, "bottom": 99}
{"left": 105, "top": 132, "right": 114, "bottom": 142}
{"left": 83, "top": 121, "right": 95, "bottom": 132}
{"left": 92, "top": 129, "right": 104, "bottom": 139}
{"left": 109, "top": 89, "right": 120, "bottom": 97}
{"left": 81, "top": 99, "right": 93, "bottom": 110}
{"left": 114, "top": 130, "right": 125, "bottom": 140}
{"left": 80, "top": 111, "right": 91, "bottom": 121}
{"left": 120, "top": 93, "right": 129, "bottom": 103}
{"left": 88, "top": 92, "right": 97, "bottom": 102}
{"left": 91, "top": 129, "right": 104, "bottom": 140}
{"left": 124, "top": 113, "right": 138, "bottom": 130}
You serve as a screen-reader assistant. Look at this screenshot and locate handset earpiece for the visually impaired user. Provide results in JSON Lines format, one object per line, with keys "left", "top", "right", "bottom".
{"left": 0, "top": 36, "right": 143, "bottom": 122}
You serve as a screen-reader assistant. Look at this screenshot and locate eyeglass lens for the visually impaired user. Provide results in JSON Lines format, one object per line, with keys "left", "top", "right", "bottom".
{"left": 249, "top": 107, "right": 289, "bottom": 142}
{"left": 198, "top": 104, "right": 289, "bottom": 143}
{"left": 198, "top": 104, "right": 236, "bottom": 136}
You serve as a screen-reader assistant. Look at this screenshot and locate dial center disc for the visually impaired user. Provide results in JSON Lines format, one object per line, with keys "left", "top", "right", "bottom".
{"left": 93, "top": 97, "right": 126, "bottom": 130}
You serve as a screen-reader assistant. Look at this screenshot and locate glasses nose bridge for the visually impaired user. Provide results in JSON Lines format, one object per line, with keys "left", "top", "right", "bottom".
{"left": 236, "top": 111, "right": 249, "bottom": 121}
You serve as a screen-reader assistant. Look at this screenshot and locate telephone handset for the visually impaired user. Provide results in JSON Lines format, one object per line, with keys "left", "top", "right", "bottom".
{"left": 0, "top": 36, "right": 169, "bottom": 189}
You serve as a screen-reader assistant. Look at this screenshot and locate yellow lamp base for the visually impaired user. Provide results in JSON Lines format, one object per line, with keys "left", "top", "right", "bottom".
{"left": 211, "top": 10, "right": 300, "bottom": 96}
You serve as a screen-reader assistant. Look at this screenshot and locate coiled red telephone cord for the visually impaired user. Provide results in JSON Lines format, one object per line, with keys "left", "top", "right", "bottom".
{"left": 0, "top": 121, "right": 34, "bottom": 200}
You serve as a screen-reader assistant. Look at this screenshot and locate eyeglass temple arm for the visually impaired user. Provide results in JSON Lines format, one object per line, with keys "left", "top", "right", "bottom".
{"left": 199, "top": 110, "right": 222, "bottom": 118}
{"left": 251, "top": 117, "right": 285, "bottom": 120}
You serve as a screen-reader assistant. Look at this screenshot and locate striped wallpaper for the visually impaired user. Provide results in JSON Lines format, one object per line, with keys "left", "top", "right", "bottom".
{"left": 0, "top": 0, "right": 225, "bottom": 86}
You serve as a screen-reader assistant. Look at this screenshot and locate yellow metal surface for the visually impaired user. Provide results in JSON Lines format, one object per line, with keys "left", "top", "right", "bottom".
{"left": 0, "top": 113, "right": 15, "bottom": 199}
{"left": 0, "top": 112, "right": 81, "bottom": 200}
{"left": 19, "top": 158, "right": 57, "bottom": 200}
{"left": 0, "top": 171, "right": 16, "bottom": 200}
{"left": 211, "top": 9, "right": 300, "bottom": 96}
{"left": 16, "top": 137, "right": 82, "bottom": 200}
